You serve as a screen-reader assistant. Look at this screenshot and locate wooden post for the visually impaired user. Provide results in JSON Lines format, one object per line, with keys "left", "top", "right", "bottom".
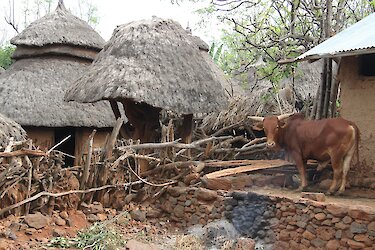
{"left": 109, "top": 100, "right": 131, "bottom": 139}
{"left": 180, "top": 114, "right": 193, "bottom": 157}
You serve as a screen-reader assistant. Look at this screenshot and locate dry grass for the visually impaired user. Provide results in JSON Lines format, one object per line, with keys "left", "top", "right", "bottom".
{"left": 174, "top": 235, "right": 205, "bottom": 250}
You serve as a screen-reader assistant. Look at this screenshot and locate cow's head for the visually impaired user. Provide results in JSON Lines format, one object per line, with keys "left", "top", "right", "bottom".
{"left": 248, "top": 113, "right": 294, "bottom": 149}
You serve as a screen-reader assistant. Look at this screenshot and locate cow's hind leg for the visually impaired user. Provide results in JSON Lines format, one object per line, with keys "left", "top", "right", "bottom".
{"left": 327, "top": 157, "right": 343, "bottom": 195}
{"left": 337, "top": 143, "right": 355, "bottom": 195}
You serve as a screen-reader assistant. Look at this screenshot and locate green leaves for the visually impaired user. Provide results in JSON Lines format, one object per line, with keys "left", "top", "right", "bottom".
{"left": 0, "top": 45, "right": 15, "bottom": 69}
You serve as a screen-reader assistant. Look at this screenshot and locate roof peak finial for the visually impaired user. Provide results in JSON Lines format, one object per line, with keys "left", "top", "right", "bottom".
{"left": 57, "top": 0, "right": 67, "bottom": 11}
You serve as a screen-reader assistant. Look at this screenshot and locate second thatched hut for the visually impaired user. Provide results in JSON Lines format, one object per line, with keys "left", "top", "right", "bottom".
{"left": 65, "top": 17, "right": 230, "bottom": 171}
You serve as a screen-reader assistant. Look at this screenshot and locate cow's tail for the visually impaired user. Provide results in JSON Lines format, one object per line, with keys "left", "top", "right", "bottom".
{"left": 351, "top": 123, "right": 360, "bottom": 165}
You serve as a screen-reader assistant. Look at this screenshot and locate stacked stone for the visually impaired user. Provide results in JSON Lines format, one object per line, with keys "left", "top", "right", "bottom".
{"left": 159, "top": 187, "right": 225, "bottom": 227}
{"left": 224, "top": 191, "right": 375, "bottom": 250}
{"left": 272, "top": 199, "right": 375, "bottom": 250}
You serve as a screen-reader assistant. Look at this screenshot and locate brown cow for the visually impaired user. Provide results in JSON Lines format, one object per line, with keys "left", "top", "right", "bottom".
{"left": 249, "top": 113, "right": 359, "bottom": 195}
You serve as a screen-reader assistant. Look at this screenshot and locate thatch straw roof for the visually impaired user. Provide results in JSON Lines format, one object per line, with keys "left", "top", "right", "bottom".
{"left": 10, "top": 1, "right": 104, "bottom": 50}
{"left": 0, "top": 58, "right": 114, "bottom": 127}
{"left": 0, "top": 113, "right": 27, "bottom": 148}
{"left": 202, "top": 60, "right": 323, "bottom": 131}
{"left": 65, "top": 17, "right": 229, "bottom": 114}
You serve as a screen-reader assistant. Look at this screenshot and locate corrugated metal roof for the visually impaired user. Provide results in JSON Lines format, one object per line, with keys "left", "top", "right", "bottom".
{"left": 296, "top": 13, "right": 375, "bottom": 61}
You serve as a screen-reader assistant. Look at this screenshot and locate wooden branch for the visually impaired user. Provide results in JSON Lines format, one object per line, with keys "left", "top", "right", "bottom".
{"left": 212, "top": 122, "right": 242, "bottom": 137}
{"left": 0, "top": 149, "right": 47, "bottom": 157}
{"left": 102, "top": 117, "right": 123, "bottom": 160}
{"left": 0, "top": 181, "right": 143, "bottom": 217}
{"left": 47, "top": 135, "right": 71, "bottom": 154}
{"left": 80, "top": 130, "right": 96, "bottom": 190}
{"left": 24, "top": 156, "right": 33, "bottom": 215}
{"left": 117, "top": 136, "right": 232, "bottom": 151}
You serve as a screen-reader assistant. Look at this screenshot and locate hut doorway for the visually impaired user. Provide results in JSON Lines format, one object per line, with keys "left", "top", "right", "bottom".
{"left": 54, "top": 127, "right": 75, "bottom": 166}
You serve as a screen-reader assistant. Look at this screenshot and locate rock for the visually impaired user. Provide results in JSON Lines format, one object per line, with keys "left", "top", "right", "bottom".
{"left": 316, "top": 226, "right": 335, "bottom": 241}
{"left": 0, "top": 239, "right": 8, "bottom": 250}
{"left": 8, "top": 222, "right": 22, "bottom": 231}
{"left": 53, "top": 215, "right": 66, "bottom": 226}
{"left": 234, "top": 237, "right": 255, "bottom": 250}
{"left": 314, "top": 213, "right": 326, "bottom": 221}
{"left": 296, "top": 221, "right": 307, "bottom": 229}
{"left": 25, "top": 228, "right": 36, "bottom": 235}
{"left": 130, "top": 210, "right": 146, "bottom": 222}
{"left": 3, "top": 230, "right": 17, "bottom": 240}
{"left": 311, "top": 238, "right": 327, "bottom": 248}
{"left": 348, "top": 206, "right": 375, "bottom": 221}
{"left": 326, "top": 239, "right": 341, "bottom": 250}
{"left": 87, "top": 214, "right": 99, "bottom": 223}
{"left": 97, "top": 213, "right": 107, "bottom": 221}
{"left": 184, "top": 173, "right": 200, "bottom": 185}
{"left": 52, "top": 228, "right": 66, "bottom": 237}
{"left": 347, "top": 239, "right": 366, "bottom": 249}
{"left": 203, "top": 220, "right": 239, "bottom": 249}
{"left": 326, "top": 204, "right": 348, "bottom": 217}
{"left": 342, "top": 216, "right": 352, "bottom": 224}
{"left": 125, "top": 239, "right": 159, "bottom": 250}
{"left": 353, "top": 234, "right": 372, "bottom": 246}
{"left": 301, "top": 192, "right": 326, "bottom": 202}
{"left": 335, "top": 222, "right": 349, "bottom": 230}
{"left": 167, "top": 186, "right": 187, "bottom": 197}
{"left": 302, "top": 230, "right": 316, "bottom": 240}
{"left": 278, "top": 230, "right": 290, "bottom": 241}
{"left": 24, "top": 213, "right": 50, "bottom": 229}
{"left": 368, "top": 221, "right": 375, "bottom": 231}
{"left": 196, "top": 188, "right": 218, "bottom": 201}
{"left": 350, "top": 222, "right": 367, "bottom": 234}
{"left": 89, "top": 202, "right": 104, "bottom": 214}
{"left": 59, "top": 211, "right": 69, "bottom": 220}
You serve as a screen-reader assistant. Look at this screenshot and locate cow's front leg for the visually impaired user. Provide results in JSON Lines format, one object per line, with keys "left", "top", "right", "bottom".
{"left": 292, "top": 153, "right": 307, "bottom": 191}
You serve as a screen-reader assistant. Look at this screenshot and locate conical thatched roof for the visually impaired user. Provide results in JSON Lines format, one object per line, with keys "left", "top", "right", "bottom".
{"left": 65, "top": 17, "right": 229, "bottom": 114}
{"left": 10, "top": 1, "right": 104, "bottom": 50}
{"left": 0, "top": 113, "right": 27, "bottom": 148}
{"left": 0, "top": 2, "right": 114, "bottom": 128}
{"left": 0, "top": 58, "right": 114, "bottom": 127}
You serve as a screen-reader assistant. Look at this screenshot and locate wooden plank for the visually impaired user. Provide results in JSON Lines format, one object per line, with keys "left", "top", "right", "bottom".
{"left": 0, "top": 149, "right": 47, "bottom": 157}
{"left": 204, "top": 160, "right": 293, "bottom": 179}
{"left": 204, "top": 159, "right": 290, "bottom": 168}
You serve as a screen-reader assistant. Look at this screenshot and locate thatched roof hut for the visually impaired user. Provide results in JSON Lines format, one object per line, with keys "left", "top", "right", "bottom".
{"left": 0, "top": 113, "right": 26, "bottom": 148}
{"left": 64, "top": 17, "right": 229, "bottom": 115}
{"left": 0, "top": 1, "right": 114, "bottom": 165}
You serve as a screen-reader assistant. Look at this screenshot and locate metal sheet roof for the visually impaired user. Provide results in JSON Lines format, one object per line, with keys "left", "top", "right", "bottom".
{"left": 296, "top": 13, "right": 375, "bottom": 61}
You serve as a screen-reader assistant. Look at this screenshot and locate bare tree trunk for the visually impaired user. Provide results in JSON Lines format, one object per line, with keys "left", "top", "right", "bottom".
{"left": 323, "top": 59, "right": 332, "bottom": 118}
{"left": 330, "top": 61, "right": 341, "bottom": 117}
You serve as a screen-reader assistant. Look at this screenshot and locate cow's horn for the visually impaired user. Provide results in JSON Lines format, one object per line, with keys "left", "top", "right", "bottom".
{"left": 277, "top": 113, "right": 294, "bottom": 120}
{"left": 248, "top": 116, "right": 264, "bottom": 122}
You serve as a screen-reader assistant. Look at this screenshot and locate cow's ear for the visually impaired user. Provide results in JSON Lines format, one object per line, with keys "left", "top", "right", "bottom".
{"left": 252, "top": 122, "right": 264, "bottom": 131}
{"left": 279, "top": 120, "right": 288, "bottom": 128}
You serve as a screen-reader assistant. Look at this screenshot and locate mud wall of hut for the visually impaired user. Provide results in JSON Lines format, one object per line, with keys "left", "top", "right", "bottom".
{"left": 74, "top": 128, "right": 111, "bottom": 165}
{"left": 339, "top": 56, "right": 375, "bottom": 177}
{"left": 26, "top": 127, "right": 55, "bottom": 150}
{"left": 153, "top": 188, "right": 375, "bottom": 249}
{"left": 25, "top": 126, "right": 111, "bottom": 165}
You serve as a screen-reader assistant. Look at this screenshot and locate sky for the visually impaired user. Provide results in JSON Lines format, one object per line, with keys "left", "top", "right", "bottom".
{"left": 0, "top": 0, "right": 222, "bottom": 45}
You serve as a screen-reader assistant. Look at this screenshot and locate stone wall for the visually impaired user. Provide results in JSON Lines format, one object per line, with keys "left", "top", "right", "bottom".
{"left": 158, "top": 187, "right": 226, "bottom": 227}
{"left": 156, "top": 187, "right": 375, "bottom": 249}
{"left": 225, "top": 191, "right": 375, "bottom": 250}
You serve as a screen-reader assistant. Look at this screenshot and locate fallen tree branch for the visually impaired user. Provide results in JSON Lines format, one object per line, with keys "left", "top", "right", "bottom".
{"left": 0, "top": 149, "right": 47, "bottom": 157}
{"left": 0, "top": 181, "right": 143, "bottom": 217}
{"left": 117, "top": 136, "right": 233, "bottom": 151}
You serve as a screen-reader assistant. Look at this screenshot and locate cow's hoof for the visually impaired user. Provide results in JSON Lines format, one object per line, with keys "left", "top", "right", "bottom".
{"left": 335, "top": 190, "right": 345, "bottom": 196}
{"left": 296, "top": 186, "right": 307, "bottom": 192}
{"left": 325, "top": 191, "right": 333, "bottom": 196}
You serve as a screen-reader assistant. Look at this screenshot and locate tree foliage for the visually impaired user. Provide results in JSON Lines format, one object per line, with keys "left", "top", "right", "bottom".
{"left": 0, "top": 44, "right": 15, "bottom": 70}
{"left": 4, "top": 0, "right": 100, "bottom": 34}
{"left": 194, "top": 0, "right": 374, "bottom": 84}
